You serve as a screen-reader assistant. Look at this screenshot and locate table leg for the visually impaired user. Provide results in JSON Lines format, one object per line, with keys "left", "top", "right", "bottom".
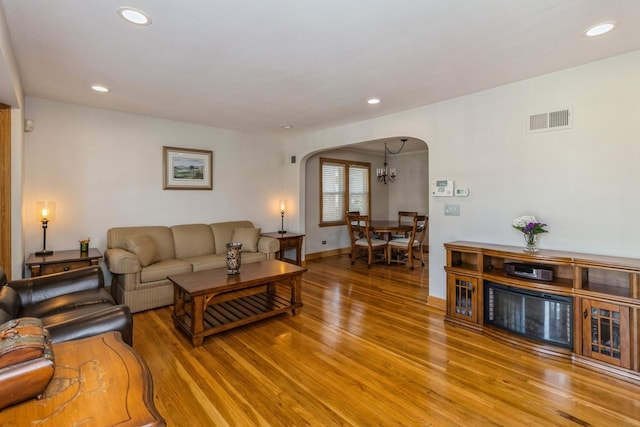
{"left": 291, "top": 275, "right": 302, "bottom": 315}
{"left": 295, "top": 243, "right": 302, "bottom": 266}
{"left": 266, "top": 282, "right": 276, "bottom": 294}
{"left": 191, "top": 295, "right": 205, "bottom": 346}
{"left": 173, "top": 287, "right": 186, "bottom": 317}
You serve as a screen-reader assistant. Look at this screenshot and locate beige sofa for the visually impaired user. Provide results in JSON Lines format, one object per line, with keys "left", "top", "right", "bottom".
{"left": 105, "top": 221, "right": 279, "bottom": 313}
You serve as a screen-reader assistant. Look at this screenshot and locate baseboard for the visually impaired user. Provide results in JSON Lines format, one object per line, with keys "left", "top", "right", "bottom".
{"left": 305, "top": 247, "right": 351, "bottom": 260}
{"left": 307, "top": 245, "right": 427, "bottom": 261}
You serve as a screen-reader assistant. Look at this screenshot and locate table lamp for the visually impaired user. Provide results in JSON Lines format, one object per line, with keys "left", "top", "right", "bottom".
{"left": 279, "top": 200, "right": 287, "bottom": 234}
{"left": 35, "top": 201, "right": 55, "bottom": 256}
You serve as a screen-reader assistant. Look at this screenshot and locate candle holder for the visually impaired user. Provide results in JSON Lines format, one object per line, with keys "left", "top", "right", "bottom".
{"left": 79, "top": 238, "right": 90, "bottom": 255}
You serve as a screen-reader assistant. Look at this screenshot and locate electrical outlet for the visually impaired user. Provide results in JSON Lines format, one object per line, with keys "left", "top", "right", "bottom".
{"left": 321, "top": 240, "right": 327, "bottom": 245}
{"left": 444, "top": 204, "right": 460, "bottom": 216}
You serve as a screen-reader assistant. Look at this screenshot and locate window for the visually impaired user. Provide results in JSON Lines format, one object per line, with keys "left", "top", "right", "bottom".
{"left": 320, "top": 158, "right": 370, "bottom": 226}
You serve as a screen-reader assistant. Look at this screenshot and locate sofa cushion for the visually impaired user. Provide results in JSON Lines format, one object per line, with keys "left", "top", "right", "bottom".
{"left": 185, "top": 255, "right": 228, "bottom": 272}
{"left": 231, "top": 227, "right": 261, "bottom": 252}
{"left": 140, "top": 259, "right": 192, "bottom": 283}
{"left": 125, "top": 234, "right": 160, "bottom": 267}
{"left": 171, "top": 224, "right": 215, "bottom": 260}
{"left": 240, "top": 251, "right": 269, "bottom": 264}
{"left": 107, "top": 226, "right": 176, "bottom": 261}
{"left": 210, "top": 221, "right": 255, "bottom": 254}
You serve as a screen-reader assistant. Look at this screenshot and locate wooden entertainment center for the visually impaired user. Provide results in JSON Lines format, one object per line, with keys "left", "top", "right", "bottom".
{"left": 444, "top": 241, "right": 640, "bottom": 383}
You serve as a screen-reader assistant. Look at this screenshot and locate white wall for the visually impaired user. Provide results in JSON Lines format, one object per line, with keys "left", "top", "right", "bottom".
{"left": 385, "top": 150, "right": 429, "bottom": 220}
{"left": 286, "top": 50, "right": 640, "bottom": 300}
{"left": 22, "top": 98, "right": 286, "bottom": 277}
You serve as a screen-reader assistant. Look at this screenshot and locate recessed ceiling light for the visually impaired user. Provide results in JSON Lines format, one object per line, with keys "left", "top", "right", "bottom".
{"left": 91, "top": 85, "right": 110, "bottom": 93}
{"left": 367, "top": 98, "right": 381, "bottom": 105}
{"left": 117, "top": 7, "right": 152, "bottom": 26}
{"left": 585, "top": 22, "right": 615, "bottom": 37}
{"left": 280, "top": 124, "right": 293, "bottom": 129}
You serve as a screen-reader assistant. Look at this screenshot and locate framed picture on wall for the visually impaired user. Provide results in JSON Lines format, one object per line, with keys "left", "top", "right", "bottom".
{"left": 163, "top": 146, "right": 213, "bottom": 190}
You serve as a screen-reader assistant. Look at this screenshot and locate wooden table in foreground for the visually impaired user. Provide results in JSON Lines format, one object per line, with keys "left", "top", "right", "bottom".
{"left": 0, "top": 332, "right": 165, "bottom": 427}
{"left": 169, "top": 260, "right": 307, "bottom": 346}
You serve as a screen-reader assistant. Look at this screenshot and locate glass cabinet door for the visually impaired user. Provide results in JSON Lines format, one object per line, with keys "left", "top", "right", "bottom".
{"left": 582, "top": 299, "right": 630, "bottom": 369}
{"left": 448, "top": 274, "right": 478, "bottom": 324}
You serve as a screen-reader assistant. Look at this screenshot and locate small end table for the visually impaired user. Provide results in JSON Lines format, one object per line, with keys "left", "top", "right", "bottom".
{"left": 261, "top": 232, "right": 305, "bottom": 266}
{"left": 26, "top": 248, "right": 103, "bottom": 277}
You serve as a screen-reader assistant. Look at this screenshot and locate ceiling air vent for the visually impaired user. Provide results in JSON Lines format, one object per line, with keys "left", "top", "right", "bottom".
{"left": 527, "top": 107, "right": 572, "bottom": 133}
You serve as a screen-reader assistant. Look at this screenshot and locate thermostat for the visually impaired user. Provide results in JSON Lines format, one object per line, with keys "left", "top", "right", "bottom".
{"left": 455, "top": 187, "right": 469, "bottom": 197}
{"left": 432, "top": 180, "right": 454, "bottom": 197}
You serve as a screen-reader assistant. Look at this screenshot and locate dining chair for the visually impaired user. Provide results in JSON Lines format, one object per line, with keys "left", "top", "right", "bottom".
{"left": 392, "top": 211, "right": 418, "bottom": 239}
{"left": 412, "top": 215, "right": 428, "bottom": 266}
{"left": 346, "top": 213, "right": 388, "bottom": 268}
{"left": 387, "top": 215, "right": 427, "bottom": 269}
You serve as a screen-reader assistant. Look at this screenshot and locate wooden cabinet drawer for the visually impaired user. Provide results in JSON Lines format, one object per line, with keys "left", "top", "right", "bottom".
{"left": 39, "top": 260, "right": 95, "bottom": 275}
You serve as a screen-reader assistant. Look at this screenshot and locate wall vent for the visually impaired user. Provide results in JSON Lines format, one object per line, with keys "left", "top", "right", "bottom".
{"left": 527, "top": 107, "right": 572, "bottom": 133}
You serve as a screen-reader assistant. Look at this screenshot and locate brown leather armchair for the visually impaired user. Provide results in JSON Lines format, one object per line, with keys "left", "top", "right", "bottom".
{"left": 0, "top": 266, "right": 132, "bottom": 345}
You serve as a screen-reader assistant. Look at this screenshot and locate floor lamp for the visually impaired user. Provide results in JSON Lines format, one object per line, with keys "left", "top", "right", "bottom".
{"left": 35, "top": 201, "right": 55, "bottom": 256}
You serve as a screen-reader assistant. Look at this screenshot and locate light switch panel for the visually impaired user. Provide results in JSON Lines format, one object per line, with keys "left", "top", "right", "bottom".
{"left": 444, "top": 204, "right": 460, "bottom": 216}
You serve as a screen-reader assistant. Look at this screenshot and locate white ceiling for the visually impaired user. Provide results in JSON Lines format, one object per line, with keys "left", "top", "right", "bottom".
{"left": 2, "top": 1, "right": 640, "bottom": 139}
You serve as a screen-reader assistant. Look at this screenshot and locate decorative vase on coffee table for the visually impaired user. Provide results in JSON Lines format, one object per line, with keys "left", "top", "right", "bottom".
{"left": 226, "top": 242, "right": 243, "bottom": 274}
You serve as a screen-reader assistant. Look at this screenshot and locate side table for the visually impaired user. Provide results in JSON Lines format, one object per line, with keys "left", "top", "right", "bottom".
{"left": 261, "top": 232, "right": 305, "bottom": 266}
{"left": 26, "top": 248, "right": 103, "bottom": 277}
{"left": 0, "top": 331, "right": 165, "bottom": 426}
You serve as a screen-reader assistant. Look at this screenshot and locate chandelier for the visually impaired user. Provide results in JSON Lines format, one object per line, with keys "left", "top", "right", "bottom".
{"left": 376, "top": 139, "right": 407, "bottom": 184}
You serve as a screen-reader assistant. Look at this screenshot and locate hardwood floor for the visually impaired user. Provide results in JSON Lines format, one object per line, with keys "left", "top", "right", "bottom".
{"left": 133, "top": 255, "right": 640, "bottom": 426}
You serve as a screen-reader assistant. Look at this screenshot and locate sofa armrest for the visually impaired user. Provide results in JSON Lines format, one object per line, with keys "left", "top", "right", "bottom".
{"left": 258, "top": 236, "right": 280, "bottom": 254}
{"left": 44, "top": 305, "right": 133, "bottom": 345}
{"left": 9, "top": 266, "right": 104, "bottom": 306}
{"left": 105, "top": 248, "right": 141, "bottom": 274}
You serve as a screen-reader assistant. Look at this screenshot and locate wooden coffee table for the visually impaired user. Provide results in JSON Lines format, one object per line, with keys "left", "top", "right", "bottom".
{"left": 169, "top": 260, "right": 306, "bottom": 346}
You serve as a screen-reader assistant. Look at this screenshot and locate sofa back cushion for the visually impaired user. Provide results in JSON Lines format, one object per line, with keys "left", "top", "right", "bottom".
{"left": 125, "top": 234, "right": 160, "bottom": 267}
{"left": 107, "top": 226, "right": 176, "bottom": 261}
{"left": 171, "top": 224, "right": 215, "bottom": 259}
{"left": 231, "top": 227, "right": 261, "bottom": 252}
{"left": 210, "top": 221, "right": 255, "bottom": 254}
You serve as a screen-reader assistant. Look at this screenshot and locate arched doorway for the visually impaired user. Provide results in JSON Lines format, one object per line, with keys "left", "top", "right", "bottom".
{"left": 301, "top": 137, "right": 428, "bottom": 259}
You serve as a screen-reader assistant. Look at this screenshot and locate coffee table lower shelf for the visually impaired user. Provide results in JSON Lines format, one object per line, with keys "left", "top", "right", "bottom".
{"left": 173, "top": 291, "right": 301, "bottom": 340}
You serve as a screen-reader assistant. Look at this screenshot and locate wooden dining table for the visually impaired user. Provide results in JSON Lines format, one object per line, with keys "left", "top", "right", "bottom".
{"left": 370, "top": 220, "right": 412, "bottom": 241}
